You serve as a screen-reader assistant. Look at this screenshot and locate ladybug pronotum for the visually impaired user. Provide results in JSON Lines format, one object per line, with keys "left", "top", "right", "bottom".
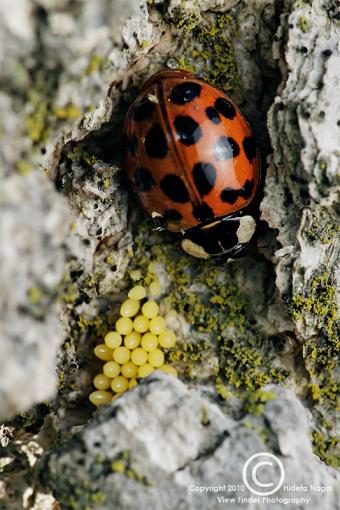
{"left": 122, "top": 70, "right": 261, "bottom": 260}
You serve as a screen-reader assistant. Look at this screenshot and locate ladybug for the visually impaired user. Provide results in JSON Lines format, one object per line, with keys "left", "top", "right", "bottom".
{"left": 122, "top": 69, "right": 261, "bottom": 260}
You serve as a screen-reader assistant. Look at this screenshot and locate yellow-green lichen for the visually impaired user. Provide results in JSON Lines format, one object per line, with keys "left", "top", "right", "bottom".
{"left": 312, "top": 431, "right": 340, "bottom": 468}
{"left": 200, "top": 406, "right": 210, "bottom": 426}
{"left": 20, "top": 411, "right": 35, "bottom": 429}
{"left": 90, "top": 493, "right": 107, "bottom": 505}
{"left": 242, "top": 389, "right": 277, "bottom": 416}
{"left": 215, "top": 381, "right": 230, "bottom": 400}
{"left": 111, "top": 451, "right": 150, "bottom": 485}
{"left": 242, "top": 421, "right": 271, "bottom": 445}
{"left": 170, "top": 12, "right": 239, "bottom": 93}
{"left": 77, "top": 315, "right": 104, "bottom": 335}
{"left": 25, "top": 284, "right": 55, "bottom": 319}
{"left": 171, "top": 8, "right": 201, "bottom": 38}
{"left": 60, "top": 282, "right": 79, "bottom": 304}
{"left": 305, "top": 208, "right": 339, "bottom": 245}
{"left": 16, "top": 159, "right": 34, "bottom": 175}
{"left": 297, "top": 15, "right": 310, "bottom": 32}
{"left": 65, "top": 146, "right": 100, "bottom": 167}
{"left": 290, "top": 272, "right": 338, "bottom": 339}
{"left": 219, "top": 333, "right": 288, "bottom": 391}
{"left": 23, "top": 62, "right": 75, "bottom": 145}
{"left": 290, "top": 272, "right": 339, "bottom": 407}
{"left": 46, "top": 449, "right": 150, "bottom": 510}
{"left": 129, "top": 221, "right": 288, "bottom": 393}
{"left": 27, "top": 285, "right": 44, "bottom": 304}
{"left": 166, "top": 333, "right": 213, "bottom": 379}
{"left": 65, "top": 147, "right": 83, "bottom": 163}
{"left": 53, "top": 104, "right": 82, "bottom": 121}
{"left": 57, "top": 371, "right": 66, "bottom": 391}
{"left": 86, "top": 55, "right": 106, "bottom": 75}
{"left": 25, "top": 89, "right": 50, "bottom": 144}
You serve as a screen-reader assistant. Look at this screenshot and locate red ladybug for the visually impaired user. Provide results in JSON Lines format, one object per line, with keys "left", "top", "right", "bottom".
{"left": 122, "top": 70, "right": 261, "bottom": 260}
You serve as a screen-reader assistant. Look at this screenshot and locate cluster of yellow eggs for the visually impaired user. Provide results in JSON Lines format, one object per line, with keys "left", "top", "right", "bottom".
{"left": 89, "top": 284, "right": 177, "bottom": 406}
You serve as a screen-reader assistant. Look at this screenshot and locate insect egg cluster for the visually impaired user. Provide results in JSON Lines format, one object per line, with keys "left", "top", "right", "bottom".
{"left": 89, "top": 284, "right": 178, "bottom": 406}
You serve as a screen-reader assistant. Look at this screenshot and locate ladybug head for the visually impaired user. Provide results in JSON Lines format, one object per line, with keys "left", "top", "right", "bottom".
{"left": 180, "top": 214, "right": 256, "bottom": 260}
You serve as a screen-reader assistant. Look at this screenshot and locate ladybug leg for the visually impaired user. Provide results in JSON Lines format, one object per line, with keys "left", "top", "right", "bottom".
{"left": 181, "top": 215, "right": 257, "bottom": 260}
{"left": 208, "top": 245, "right": 249, "bottom": 265}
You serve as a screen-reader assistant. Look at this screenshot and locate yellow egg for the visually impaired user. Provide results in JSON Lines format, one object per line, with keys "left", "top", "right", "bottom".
{"left": 124, "top": 331, "right": 141, "bottom": 349}
{"left": 149, "top": 316, "right": 166, "bottom": 335}
{"left": 129, "top": 270, "right": 142, "bottom": 281}
{"left": 129, "top": 378, "right": 137, "bottom": 389}
{"left": 121, "top": 362, "right": 138, "bottom": 379}
{"left": 89, "top": 390, "right": 112, "bottom": 406}
{"left": 111, "top": 376, "right": 129, "bottom": 393}
{"left": 113, "top": 346, "right": 131, "bottom": 364}
{"left": 148, "top": 261, "right": 158, "bottom": 273}
{"left": 149, "top": 280, "right": 161, "bottom": 296}
{"left": 116, "top": 317, "right": 133, "bottom": 335}
{"left": 93, "top": 373, "right": 111, "bottom": 390}
{"left": 133, "top": 315, "right": 149, "bottom": 333}
{"left": 104, "top": 331, "right": 122, "bottom": 349}
{"left": 111, "top": 394, "right": 120, "bottom": 401}
{"left": 159, "top": 364, "right": 178, "bottom": 377}
{"left": 137, "top": 363, "right": 154, "bottom": 378}
{"left": 141, "top": 300, "right": 159, "bottom": 319}
{"left": 131, "top": 348, "right": 148, "bottom": 366}
{"left": 158, "top": 329, "right": 177, "bottom": 348}
{"left": 141, "top": 332, "right": 158, "bottom": 352}
{"left": 103, "top": 361, "right": 121, "bottom": 379}
{"left": 148, "top": 349, "right": 164, "bottom": 368}
{"left": 120, "top": 298, "right": 140, "bottom": 318}
{"left": 94, "top": 344, "right": 113, "bottom": 361}
{"left": 128, "top": 285, "right": 146, "bottom": 300}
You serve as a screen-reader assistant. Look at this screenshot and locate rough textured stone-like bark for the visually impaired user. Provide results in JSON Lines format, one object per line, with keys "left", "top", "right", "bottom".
{"left": 0, "top": 0, "right": 338, "bottom": 509}
{"left": 38, "top": 374, "right": 340, "bottom": 510}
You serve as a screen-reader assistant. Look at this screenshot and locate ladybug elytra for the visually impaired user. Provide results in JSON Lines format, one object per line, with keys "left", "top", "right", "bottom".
{"left": 122, "top": 70, "right": 260, "bottom": 260}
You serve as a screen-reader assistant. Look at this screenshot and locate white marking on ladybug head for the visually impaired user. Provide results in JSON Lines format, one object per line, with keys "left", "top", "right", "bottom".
{"left": 147, "top": 93, "right": 159, "bottom": 104}
{"left": 236, "top": 216, "right": 256, "bottom": 244}
{"left": 151, "top": 211, "right": 163, "bottom": 218}
{"left": 181, "top": 239, "right": 210, "bottom": 259}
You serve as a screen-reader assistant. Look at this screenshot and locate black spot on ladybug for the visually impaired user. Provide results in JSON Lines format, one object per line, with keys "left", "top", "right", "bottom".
{"left": 145, "top": 123, "right": 168, "bottom": 158}
{"left": 164, "top": 209, "right": 183, "bottom": 223}
{"left": 160, "top": 174, "right": 190, "bottom": 203}
{"left": 131, "top": 98, "right": 155, "bottom": 121}
{"left": 174, "top": 115, "right": 202, "bottom": 146}
{"left": 122, "top": 134, "right": 138, "bottom": 157}
{"left": 215, "top": 97, "right": 236, "bottom": 119}
{"left": 192, "top": 202, "right": 214, "bottom": 222}
{"left": 205, "top": 106, "right": 221, "bottom": 124}
{"left": 214, "top": 136, "right": 240, "bottom": 161}
{"left": 169, "top": 82, "right": 201, "bottom": 104}
{"left": 239, "top": 179, "right": 254, "bottom": 199}
{"left": 193, "top": 162, "right": 216, "bottom": 196}
{"left": 134, "top": 167, "right": 156, "bottom": 192}
{"left": 220, "top": 188, "right": 239, "bottom": 204}
{"left": 242, "top": 136, "right": 257, "bottom": 162}
{"left": 220, "top": 179, "right": 254, "bottom": 204}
